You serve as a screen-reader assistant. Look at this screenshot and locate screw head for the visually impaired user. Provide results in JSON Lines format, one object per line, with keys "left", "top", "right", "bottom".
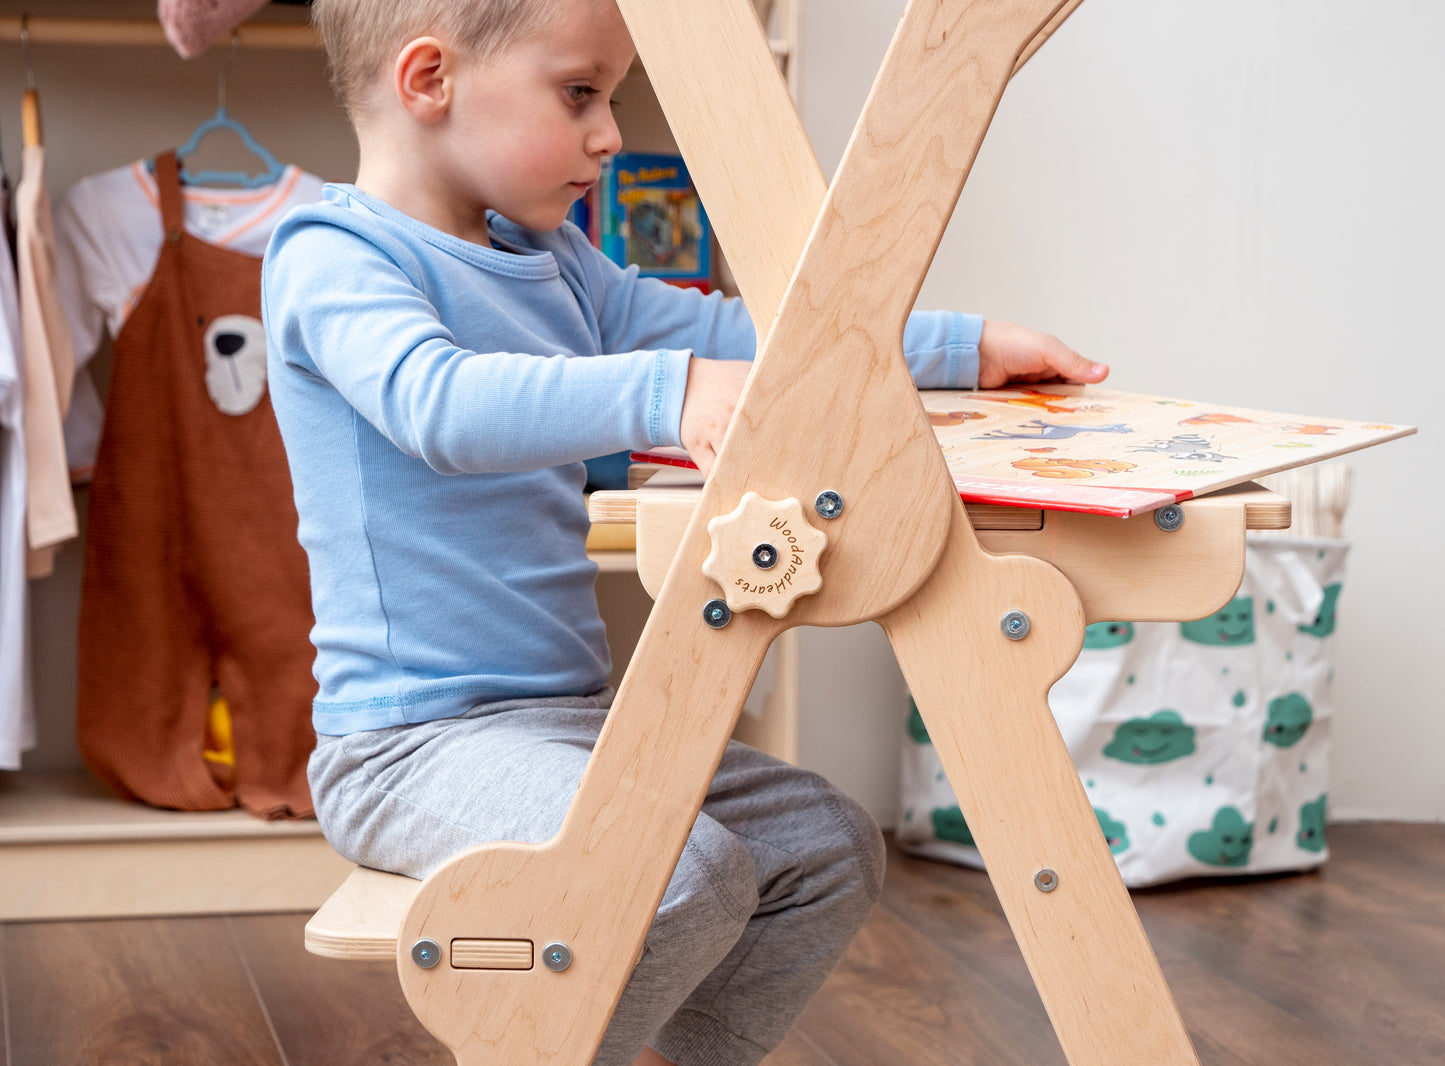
{"left": 814, "top": 490, "right": 845, "bottom": 520}
{"left": 1001, "top": 610, "right": 1031, "bottom": 641}
{"left": 703, "top": 599, "right": 732, "bottom": 629}
{"left": 1154, "top": 504, "right": 1185, "bottom": 532}
{"left": 542, "top": 942, "right": 572, "bottom": 972}
{"left": 1034, "top": 868, "right": 1059, "bottom": 893}
{"left": 411, "top": 938, "right": 441, "bottom": 969}
{"left": 752, "top": 543, "right": 778, "bottom": 570}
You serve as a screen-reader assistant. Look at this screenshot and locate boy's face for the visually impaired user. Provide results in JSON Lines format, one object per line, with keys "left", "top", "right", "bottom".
{"left": 443, "top": 0, "right": 635, "bottom": 233}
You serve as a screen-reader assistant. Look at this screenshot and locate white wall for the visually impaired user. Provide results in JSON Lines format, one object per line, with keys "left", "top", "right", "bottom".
{"left": 795, "top": 0, "right": 1442, "bottom": 822}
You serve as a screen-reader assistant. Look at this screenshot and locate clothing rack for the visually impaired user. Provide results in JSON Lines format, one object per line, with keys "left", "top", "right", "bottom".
{"left": 0, "top": 16, "right": 318, "bottom": 50}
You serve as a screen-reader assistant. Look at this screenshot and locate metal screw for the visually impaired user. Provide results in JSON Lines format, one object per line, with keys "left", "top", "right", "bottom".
{"left": 542, "top": 942, "right": 572, "bottom": 972}
{"left": 411, "top": 938, "right": 441, "bottom": 969}
{"left": 703, "top": 599, "right": 732, "bottom": 629}
{"left": 1001, "top": 610, "right": 1031, "bottom": 641}
{"left": 1154, "top": 504, "right": 1185, "bottom": 532}
{"left": 1034, "top": 868, "right": 1059, "bottom": 893}
{"left": 752, "top": 543, "right": 778, "bottom": 569}
{"left": 814, "top": 490, "right": 845, "bottom": 520}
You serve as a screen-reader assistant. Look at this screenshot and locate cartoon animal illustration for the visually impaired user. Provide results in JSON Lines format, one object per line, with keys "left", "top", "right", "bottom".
{"left": 203, "top": 314, "right": 268, "bottom": 416}
{"left": 1187, "top": 806, "right": 1255, "bottom": 867}
{"left": 1180, "top": 595, "right": 1255, "bottom": 646}
{"left": 906, "top": 699, "right": 930, "bottom": 744}
{"left": 1011, "top": 457, "right": 1137, "bottom": 480}
{"left": 1181, "top": 412, "right": 1255, "bottom": 427}
{"left": 1278, "top": 423, "right": 1341, "bottom": 436}
{"left": 1095, "top": 808, "right": 1130, "bottom": 855}
{"left": 1103, "top": 710, "right": 1197, "bottom": 764}
{"left": 975, "top": 419, "right": 1132, "bottom": 441}
{"left": 928, "top": 410, "right": 987, "bottom": 427}
{"left": 1297, "top": 794, "right": 1328, "bottom": 853}
{"left": 1083, "top": 621, "right": 1135, "bottom": 649}
{"left": 932, "top": 805, "right": 975, "bottom": 846}
{"left": 968, "top": 388, "right": 1103, "bottom": 415}
{"left": 1132, "top": 433, "right": 1232, "bottom": 463}
{"left": 1298, "top": 583, "right": 1342, "bottom": 638}
{"left": 1263, "top": 692, "right": 1313, "bottom": 747}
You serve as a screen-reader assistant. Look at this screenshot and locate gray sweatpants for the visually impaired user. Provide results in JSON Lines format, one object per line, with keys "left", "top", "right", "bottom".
{"left": 308, "top": 689, "right": 885, "bottom": 1066}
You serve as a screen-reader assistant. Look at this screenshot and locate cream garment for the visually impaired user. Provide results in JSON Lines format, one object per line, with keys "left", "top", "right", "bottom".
{"left": 54, "top": 160, "right": 324, "bottom": 480}
{"left": 16, "top": 143, "right": 77, "bottom": 578}
{"left": 0, "top": 206, "right": 36, "bottom": 768}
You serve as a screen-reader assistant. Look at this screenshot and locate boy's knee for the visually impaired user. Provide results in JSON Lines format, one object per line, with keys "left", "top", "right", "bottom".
{"left": 816, "top": 779, "right": 886, "bottom": 908}
{"left": 649, "top": 815, "right": 757, "bottom": 959}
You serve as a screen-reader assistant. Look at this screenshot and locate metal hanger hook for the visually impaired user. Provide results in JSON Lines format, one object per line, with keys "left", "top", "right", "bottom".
{"left": 217, "top": 31, "right": 241, "bottom": 112}
{"left": 20, "top": 13, "right": 36, "bottom": 91}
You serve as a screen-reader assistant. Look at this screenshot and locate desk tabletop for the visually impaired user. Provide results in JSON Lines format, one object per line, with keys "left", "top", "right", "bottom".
{"left": 632, "top": 385, "right": 1412, "bottom": 518}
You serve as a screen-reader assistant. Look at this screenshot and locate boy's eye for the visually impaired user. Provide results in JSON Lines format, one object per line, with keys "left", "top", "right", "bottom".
{"left": 565, "top": 85, "right": 597, "bottom": 104}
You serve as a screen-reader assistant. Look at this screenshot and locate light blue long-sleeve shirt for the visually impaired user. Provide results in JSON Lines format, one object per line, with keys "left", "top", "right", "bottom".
{"left": 263, "top": 184, "right": 981, "bottom": 734}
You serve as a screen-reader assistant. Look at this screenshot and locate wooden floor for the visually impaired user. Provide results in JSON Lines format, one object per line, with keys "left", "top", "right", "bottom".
{"left": 2, "top": 823, "right": 1441, "bottom": 1065}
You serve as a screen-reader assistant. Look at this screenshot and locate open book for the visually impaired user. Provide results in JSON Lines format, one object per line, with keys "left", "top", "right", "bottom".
{"left": 631, "top": 385, "right": 1414, "bottom": 518}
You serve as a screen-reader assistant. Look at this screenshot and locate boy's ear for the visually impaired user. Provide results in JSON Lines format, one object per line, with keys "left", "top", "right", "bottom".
{"left": 394, "top": 37, "right": 452, "bottom": 124}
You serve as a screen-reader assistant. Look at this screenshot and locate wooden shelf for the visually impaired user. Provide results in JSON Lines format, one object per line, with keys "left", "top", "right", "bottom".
{"left": 0, "top": 15, "right": 318, "bottom": 50}
{"left": 0, "top": 772, "right": 351, "bottom": 921}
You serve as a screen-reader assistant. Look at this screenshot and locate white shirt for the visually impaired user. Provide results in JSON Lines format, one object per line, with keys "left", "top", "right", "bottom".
{"left": 0, "top": 207, "right": 35, "bottom": 768}
{"left": 53, "top": 160, "right": 325, "bottom": 477}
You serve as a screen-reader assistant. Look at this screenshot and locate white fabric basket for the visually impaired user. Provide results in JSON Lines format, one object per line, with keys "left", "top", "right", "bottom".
{"left": 898, "top": 534, "right": 1346, "bottom": 887}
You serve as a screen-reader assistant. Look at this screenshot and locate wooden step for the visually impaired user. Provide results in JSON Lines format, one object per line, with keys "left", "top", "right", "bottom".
{"left": 305, "top": 864, "right": 421, "bottom": 960}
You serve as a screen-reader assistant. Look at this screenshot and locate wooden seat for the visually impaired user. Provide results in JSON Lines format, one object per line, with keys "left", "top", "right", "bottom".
{"left": 306, "top": 865, "right": 420, "bottom": 961}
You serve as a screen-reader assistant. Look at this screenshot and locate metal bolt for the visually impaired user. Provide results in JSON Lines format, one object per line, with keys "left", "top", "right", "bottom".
{"left": 1154, "top": 504, "right": 1185, "bottom": 532}
{"left": 411, "top": 938, "right": 441, "bottom": 969}
{"left": 1001, "top": 610, "right": 1031, "bottom": 641}
{"left": 752, "top": 543, "right": 778, "bottom": 570}
{"left": 542, "top": 942, "right": 572, "bottom": 972}
{"left": 814, "top": 490, "right": 845, "bottom": 520}
{"left": 1034, "top": 868, "right": 1059, "bottom": 893}
{"left": 703, "top": 599, "right": 732, "bottom": 629}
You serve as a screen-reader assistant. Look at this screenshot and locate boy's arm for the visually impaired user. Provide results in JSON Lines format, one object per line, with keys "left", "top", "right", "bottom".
{"left": 564, "top": 228, "right": 989, "bottom": 389}
{"left": 263, "top": 223, "right": 692, "bottom": 474}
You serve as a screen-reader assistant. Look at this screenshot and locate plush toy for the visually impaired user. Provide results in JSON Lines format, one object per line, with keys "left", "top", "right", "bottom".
{"left": 159, "top": 0, "right": 273, "bottom": 58}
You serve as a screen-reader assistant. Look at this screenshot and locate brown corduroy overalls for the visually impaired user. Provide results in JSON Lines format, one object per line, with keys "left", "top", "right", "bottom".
{"left": 77, "top": 151, "right": 315, "bottom": 819}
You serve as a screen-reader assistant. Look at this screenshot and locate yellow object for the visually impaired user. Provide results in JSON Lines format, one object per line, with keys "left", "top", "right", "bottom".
{"left": 202, "top": 694, "right": 236, "bottom": 769}
{"left": 583, "top": 522, "right": 636, "bottom": 551}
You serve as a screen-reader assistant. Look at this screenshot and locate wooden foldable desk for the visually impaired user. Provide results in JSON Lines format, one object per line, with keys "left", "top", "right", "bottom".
{"left": 306, "top": 1, "right": 1412, "bottom": 1063}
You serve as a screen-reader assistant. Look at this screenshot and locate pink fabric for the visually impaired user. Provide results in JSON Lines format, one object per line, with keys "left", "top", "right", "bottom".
{"left": 159, "top": 0, "right": 271, "bottom": 58}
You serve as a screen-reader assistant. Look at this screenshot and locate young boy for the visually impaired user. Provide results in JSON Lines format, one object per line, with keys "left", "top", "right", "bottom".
{"left": 265, "top": 1, "right": 1107, "bottom": 1063}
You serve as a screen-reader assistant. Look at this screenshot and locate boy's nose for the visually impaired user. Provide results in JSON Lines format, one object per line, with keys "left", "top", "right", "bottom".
{"left": 590, "top": 111, "right": 623, "bottom": 157}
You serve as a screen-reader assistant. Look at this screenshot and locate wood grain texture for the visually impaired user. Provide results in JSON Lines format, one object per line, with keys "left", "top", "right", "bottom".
{"left": 1, "top": 917, "right": 285, "bottom": 1066}
{"left": 621, "top": 0, "right": 1088, "bottom": 335}
{"left": 233, "top": 913, "right": 454, "bottom": 1066}
{"left": 396, "top": 2, "right": 1185, "bottom": 1062}
{"left": 306, "top": 864, "right": 422, "bottom": 960}
{"left": 882, "top": 495, "right": 1197, "bottom": 1065}
{"left": 3, "top": 827, "right": 1440, "bottom": 1065}
{"left": 617, "top": 484, "right": 1282, "bottom": 620}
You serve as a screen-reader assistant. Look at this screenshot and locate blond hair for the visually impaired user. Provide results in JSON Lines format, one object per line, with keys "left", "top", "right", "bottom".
{"left": 313, "top": 0, "right": 566, "bottom": 117}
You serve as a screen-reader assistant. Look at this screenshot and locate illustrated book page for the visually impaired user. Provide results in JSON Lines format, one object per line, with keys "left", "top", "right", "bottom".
{"left": 633, "top": 385, "right": 1414, "bottom": 518}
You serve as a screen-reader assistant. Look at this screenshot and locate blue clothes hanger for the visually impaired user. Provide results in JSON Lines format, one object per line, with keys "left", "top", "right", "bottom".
{"left": 175, "top": 34, "right": 286, "bottom": 188}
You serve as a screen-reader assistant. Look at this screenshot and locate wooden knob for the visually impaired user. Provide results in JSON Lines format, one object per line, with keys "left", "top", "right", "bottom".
{"left": 703, "top": 493, "right": 827, "bottom": 618}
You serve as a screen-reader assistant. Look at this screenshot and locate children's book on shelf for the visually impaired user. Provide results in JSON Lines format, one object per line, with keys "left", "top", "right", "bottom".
{"left": 631, "top": 385, "right": 1415, "bottom": 519}
{"left": 592, "top": 151, "right": 712, "bottom": 290}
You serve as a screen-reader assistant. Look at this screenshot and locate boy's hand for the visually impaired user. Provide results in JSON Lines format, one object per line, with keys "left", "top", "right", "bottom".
{"left": 680, "top": 357, "right": 752, "bottom": 476}
{"left": 977, "top": 320, "right": 1108, "bottom": 389}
